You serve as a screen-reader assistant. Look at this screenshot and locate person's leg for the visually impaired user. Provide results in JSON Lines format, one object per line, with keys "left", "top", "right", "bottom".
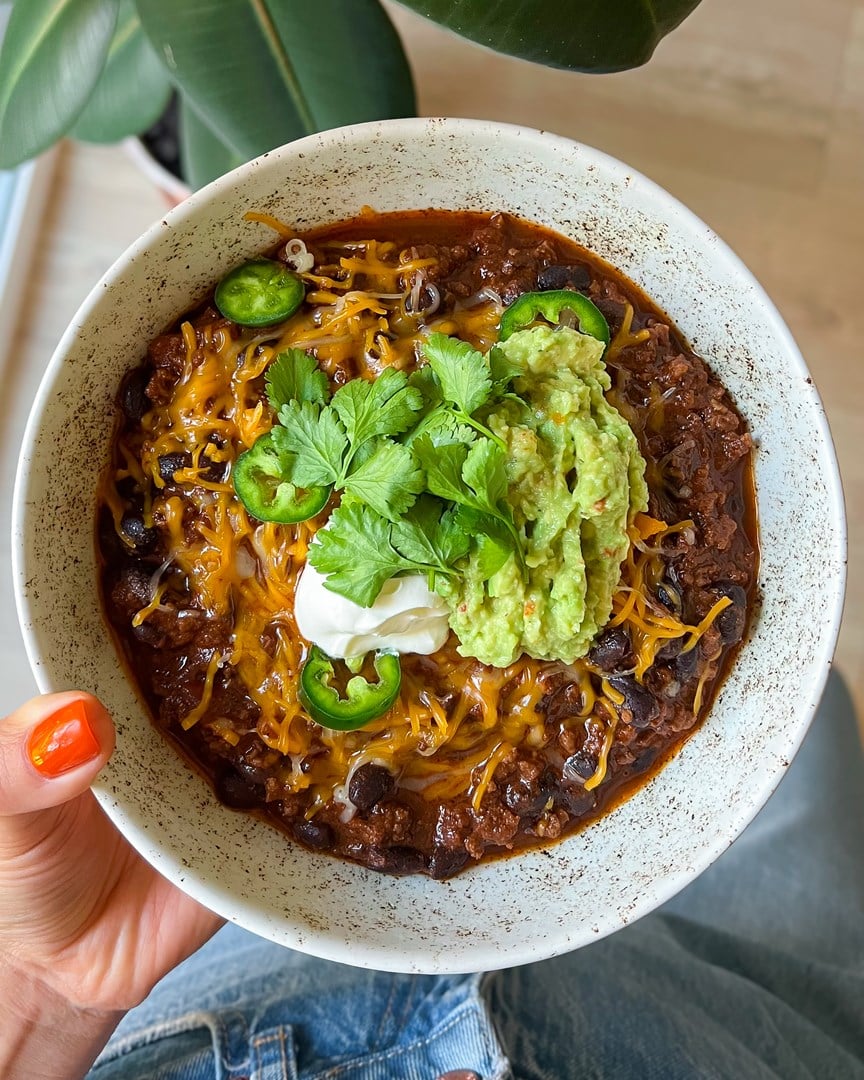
{"left": 91, "top": 924, "right": 509, "bottom": 1079}
{"left": 662, "top": 670, "right": 864, "bottom": 964}
{"left": 484, "top": 670, "right": 864, "bottom": 1079}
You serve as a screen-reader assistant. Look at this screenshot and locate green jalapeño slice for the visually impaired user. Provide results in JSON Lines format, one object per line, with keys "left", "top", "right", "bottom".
{"left": 299, "top": 647, "right": 402, "bottom": 730}
{"left": 499, "top": 289, "right": 610, "bottom": 344}
{"left": 233, "top": 433, "right": 330, "bottom": 524}
{"left": 215, "top": 259, "right": 305, "bottom": 327}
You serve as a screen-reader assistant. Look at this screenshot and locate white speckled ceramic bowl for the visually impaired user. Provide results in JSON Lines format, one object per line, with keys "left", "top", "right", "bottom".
{"left": 13, "top": 119, "right": 846, "bottom": 973}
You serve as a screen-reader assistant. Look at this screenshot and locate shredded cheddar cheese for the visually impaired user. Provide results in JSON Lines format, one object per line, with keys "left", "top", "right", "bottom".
{"left": 181, "top": 651, "right": 223, "bottom": 730}
{"left": 606, "top": 303, "right": 651, "bottom": 362}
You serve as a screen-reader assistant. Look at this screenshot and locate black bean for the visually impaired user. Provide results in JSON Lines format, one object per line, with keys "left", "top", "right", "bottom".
{"left": 120, "top": 512, "right": 157, "bottom": 554}
{"left": 437, "top": 691, "right": 459, "bottom": 717}
{"left": 633, "top": 746, "right": 660, "bottom": 776}
{"left": 387, "top": 846, "right": 426, "bottom": 874}
{"left": 537, "top": 264, "right": 592, "bottom": 291}
{"left": 672, "top": 646, "right": 699, "bottom": 682}
{"left": 593, "top": 297, "right": 627, "bottom": 326}
{"left": 201, "top": 453, "right": 229, "bottom": 483}
{"left": 715, "top": 585, "right": 747, "bottom": 644}
{"left": 503, "top": 771, "right": 555, "bottom": 817}
{"left": 589, "top": 626, "right": 634, "bottom": 673}
{"left": 158, "top": 452, "right": 192, "bottom": 484}
{"left": 608, "top": 675, "right": 660, "bottom": 729}
{"left": 348, "top": 763, "right": 396, "bottom": 813}
{"left": 428, "top": 846, "right": 469, "bottom": 880}
{"left": 130, "top": 617, "right": 170, "bottom": 649}
{"left": 656, "top": 583, "right": 682, "bottom": 615}
{"left": 236, "top": 731, "right": 279, "bottom": 772}
{"left": 119, "top": 366, "right": 151, "bottom": 422}
{"left": 214, "top": 766, "right": 263, "bottom": 810}
{"left": 368, "top": 846, "right": 425, "bottom": 875}
{"left": 656, "top": 637, "right": 682, "bottom": 662}
{"left": 234, "top": 757, "right": 269, "bottom": 787}
{"left": 115, "top": 476, "right": 139, "bottom": 501}
{"left": 557, "top": 786, "right": 596, "bottom": 818}
{"left": 293, "top": 818, "right": 334, "bottom": 851}
{"left": 563, "top": 751, "right": 596, "bottom": 781}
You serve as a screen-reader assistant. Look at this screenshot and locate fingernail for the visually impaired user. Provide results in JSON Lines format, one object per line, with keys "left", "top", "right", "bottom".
{"left": 27, "top": 700, "right": 101, "bottom": 777}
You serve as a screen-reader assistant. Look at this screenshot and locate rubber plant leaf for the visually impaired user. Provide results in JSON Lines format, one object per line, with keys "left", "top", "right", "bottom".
{"left": 71, "top": 0, "right": 173, "bottom": 143}
{"left": 179, "top": 98, "right": 245, "bottom": 191}
{"left": 0, "top": 0, "right": 120, "bottom": 168}
{"left": 136, "top": 0, "right": 416, "bottom": 167}
{"left": 394, "top": 0, "right": 703, "bottom": 73}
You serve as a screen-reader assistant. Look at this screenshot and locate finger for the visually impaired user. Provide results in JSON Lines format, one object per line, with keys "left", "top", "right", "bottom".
{"left": 0, "top": 693, "right": 115, "bottom": 816}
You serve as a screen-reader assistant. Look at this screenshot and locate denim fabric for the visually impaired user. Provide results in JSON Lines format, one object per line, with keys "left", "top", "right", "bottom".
{"left": 90, "top": 672, "right": 864, "bottom": 1080}
{"left": 90, "top": 955, "right": 508, "bottom": 1079}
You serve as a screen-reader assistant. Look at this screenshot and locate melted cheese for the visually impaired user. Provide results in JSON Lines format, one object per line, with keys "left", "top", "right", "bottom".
{"left": 606, "top": 302, "right": 651, "bottom": 362}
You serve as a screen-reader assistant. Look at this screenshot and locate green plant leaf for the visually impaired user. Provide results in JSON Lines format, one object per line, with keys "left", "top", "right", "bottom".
{"left": 137, "top": 0, "right": 416, "bottom": 166}
{"left": 265, "top": 349, "right": 330, "bottom": 411}
{"left": 0, "top": 0, "right": 120, "bottom": 167}
{"left": 179, "top": 97, "right": 245, "bottom": 189}
{"left": 70, "top": 0, "right": 172, "bottom": 142}
{"left": 343, "top": 440, "right": 423, "bottom": 522}
{"left": 396, "top": 0, "right": 703, "bottom": 72}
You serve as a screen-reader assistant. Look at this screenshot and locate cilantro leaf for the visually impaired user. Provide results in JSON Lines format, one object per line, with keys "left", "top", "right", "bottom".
{"left": 488, "top": 345, "right": 523, "bottom": 396}
{"left": 408, "top": 364, "right": 444, "bottom": 409}
{"left": 473, "top": 532, "right": 513, "bottom": 580}
{"left": 436, "top": 505, "right": 473, "bottom": 565}
{"left": 461, "top": 438, "right": 508, "bottom": 512}
{"left": 412, "top": 436, "right": 470, "bottom": 505}
{"left": 423, "top": 333, "right": 491, "bottom": 415}
{"left": 308, "top": 502, "right": 406, "bottom": 607}
{"left": 391, "top": 497, "right": 470, "bottom": 568}
{"left": 309, "top": 500, "right": 462, "bottom": 607}
{"left": 343, "top": 440, "right": 423, "bottom": 521}
{"left": 265, "top": 349, "right": 330, "bottom": 410}
{"left": 331, "top": 367, "right": 424, "bottom": 455}
{"left": 402, "top": 405, "right": 476, "bottom": 448}
{"left": 455, "top": 507, "right": 514, "bottom": 580}
{"left": 419, "top": 334, "right": 505, "bottom": 449}
{"left": 272, "top": 401, "right": 346, "bottom": 487}
{"left": 413, "top": 435, "right": 525, "bottom": 574}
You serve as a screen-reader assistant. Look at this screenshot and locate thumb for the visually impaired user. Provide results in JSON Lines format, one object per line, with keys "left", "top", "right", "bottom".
{"left": 0, "top": 692, "right": 115, "bottom": 817}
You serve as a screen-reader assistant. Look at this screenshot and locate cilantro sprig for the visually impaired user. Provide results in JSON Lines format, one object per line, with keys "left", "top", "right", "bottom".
{"left": 308, "top": 498, "right": 470, "bottom": 606}
{"left": 412, "top": 435, "right": 525, "bottom": 573}
{"left": 407, "top": 333, "right": 513, "bottom": 449}
{"left": 232, "top": 336, "right": 527, "bottom": 606}
{"left": 264, "top": 353, "right": 424, "bottom": 522}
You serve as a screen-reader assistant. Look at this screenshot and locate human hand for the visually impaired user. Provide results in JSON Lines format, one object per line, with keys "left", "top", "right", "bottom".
{"left": 0, "top": 692, "right": 224, "bottom": 1079}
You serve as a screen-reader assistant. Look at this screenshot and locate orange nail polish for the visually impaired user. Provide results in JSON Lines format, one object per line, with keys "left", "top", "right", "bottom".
{"left": 27, "top": 700, "right": 101, "bottom": 777}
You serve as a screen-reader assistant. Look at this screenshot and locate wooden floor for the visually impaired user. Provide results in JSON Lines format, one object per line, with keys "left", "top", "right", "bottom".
{"left": 2, "top": 0, "right": 862, "bottom": 724}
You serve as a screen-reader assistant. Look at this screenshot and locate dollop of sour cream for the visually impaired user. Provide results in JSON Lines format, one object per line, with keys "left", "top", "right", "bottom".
{"left": 294, "top": 562, "right": 450, "bottom": 659}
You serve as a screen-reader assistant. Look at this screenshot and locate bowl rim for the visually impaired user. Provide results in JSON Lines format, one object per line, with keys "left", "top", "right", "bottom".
{"left": 12, "top": 117, "right": 848, "bottom": 972}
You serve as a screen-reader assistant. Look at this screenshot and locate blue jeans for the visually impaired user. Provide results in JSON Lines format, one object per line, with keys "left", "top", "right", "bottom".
{"left": 89, "top": 673, "right": 864, "bottom": 1079}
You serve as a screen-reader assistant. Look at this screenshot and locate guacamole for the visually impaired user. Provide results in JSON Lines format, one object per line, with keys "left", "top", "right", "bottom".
{"left": 444, "top": 325, "right": 648, "bottom": 667}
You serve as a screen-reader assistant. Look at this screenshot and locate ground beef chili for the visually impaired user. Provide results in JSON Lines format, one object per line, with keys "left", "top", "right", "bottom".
{"left": 97, "top": 211, "right": 758, "bottom": 879}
